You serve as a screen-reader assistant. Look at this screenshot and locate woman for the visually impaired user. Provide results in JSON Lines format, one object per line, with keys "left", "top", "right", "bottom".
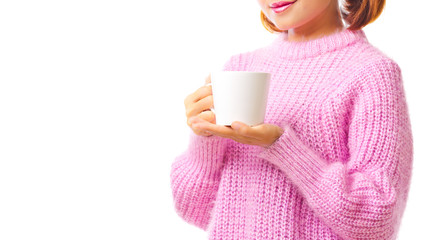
{"left": 170, "top": 0, "right": 413, "bottom": 239}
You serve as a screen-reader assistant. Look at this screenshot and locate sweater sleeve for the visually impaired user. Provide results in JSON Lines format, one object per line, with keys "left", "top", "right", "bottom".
{"left": 258, "top": 59, "right": 413, "bottom": 240}
{"left": 169, "top": 56, "right": 238, "bottom": 230}
{"left": 170, "top": 133, "right": 228, "bottom": 230}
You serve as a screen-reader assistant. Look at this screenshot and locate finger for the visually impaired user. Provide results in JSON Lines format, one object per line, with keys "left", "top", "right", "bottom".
{"left": 205, "top": 74, "right": 211, "bottom": 85}
{"left": 189, "top": 117, "right": 212, "bottom": 136}
{"left": 194, "top": 121, "right": 236, "bottom": 138}
{"left": 184, "top": 85, "right": 212, "bottom": 106}
{"left": 193, "top": 128, "right": 213, "bottom": 137}
{"left": 198, "top": 130, "right": 213, "bottom": 137}
{"left": 211, "top": 129, "right": 259, "bottom": 146}
{"left": 193, "top": 120, "right": 261, "bottom": 143}
{"left": 194, "top": 84, "right": 212, "bottom": 103}
{"left": 194, "top": 122, "right": 260, "bottom": 145}
{"left": 187, "top": 115, "right": 211, "bottom": 128}
{"left": 187, "top": 116, "right": 198, "bottom": 127}
{"left": 230, "top": 121, "right": 264, "bottom": 140}
{"left": 198, "top": 110, "right": 216, "bottom": 124}
{"left": 186, "top": 95, "right": 214, "bottom": 118}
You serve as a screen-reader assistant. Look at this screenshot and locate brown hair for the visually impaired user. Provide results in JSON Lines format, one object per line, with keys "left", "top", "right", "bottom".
{"left": 260, "top": 11, "right": 285, "bottom": 33}
{"left": 260, "top": 0, "right": 386, "bottom": 33}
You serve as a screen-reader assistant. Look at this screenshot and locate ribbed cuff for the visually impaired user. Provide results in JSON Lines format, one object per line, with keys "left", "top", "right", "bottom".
{"left": 258, "top": 123, "right": 328, "bottom": 197}
{"left": 272, "top": 28, "right": 367, "bottom": 60}
{"left": 187, "top": 132, "right": 228, "bottom": 180}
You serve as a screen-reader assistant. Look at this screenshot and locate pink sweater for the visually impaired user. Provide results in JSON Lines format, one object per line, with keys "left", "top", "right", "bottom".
{"left": 170, "top": 28, "right": 413, "bottom": 240}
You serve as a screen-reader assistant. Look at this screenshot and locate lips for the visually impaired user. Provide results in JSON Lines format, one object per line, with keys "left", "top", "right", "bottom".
{"left": 269, "top": 1, "right": 296, "bottom": 13}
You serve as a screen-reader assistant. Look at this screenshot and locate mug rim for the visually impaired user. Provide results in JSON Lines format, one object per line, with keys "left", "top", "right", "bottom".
{"left": 211, "top": 71, "right": 271, "bottom": 75}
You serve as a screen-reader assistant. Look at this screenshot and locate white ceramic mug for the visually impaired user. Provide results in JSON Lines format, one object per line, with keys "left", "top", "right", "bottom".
{"left": 210, "top": 71, "right": 271, "bottom": 126}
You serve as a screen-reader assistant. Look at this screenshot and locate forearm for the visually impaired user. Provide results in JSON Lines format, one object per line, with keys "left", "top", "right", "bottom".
{"left": 259, "top": 123, "right": 412, "bottom": 239}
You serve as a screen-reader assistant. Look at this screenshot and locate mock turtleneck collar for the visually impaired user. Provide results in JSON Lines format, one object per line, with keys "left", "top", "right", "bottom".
{"left": 268, "top": 28, "right": 368, "bottom": 59}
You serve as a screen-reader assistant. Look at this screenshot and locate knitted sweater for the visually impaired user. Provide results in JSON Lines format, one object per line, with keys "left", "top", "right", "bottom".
{"left": 170, "top": 28, "right": 413, "bottom": 240}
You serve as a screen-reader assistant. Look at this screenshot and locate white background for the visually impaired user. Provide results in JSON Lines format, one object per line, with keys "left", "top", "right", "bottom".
{"left": 0, "top": 0, "right": 425, "bottom": 239}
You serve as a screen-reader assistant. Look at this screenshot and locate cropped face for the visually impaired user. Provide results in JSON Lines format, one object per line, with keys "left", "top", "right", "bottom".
{"left": 257, "top": 0, "right": 340, "bottom": 32}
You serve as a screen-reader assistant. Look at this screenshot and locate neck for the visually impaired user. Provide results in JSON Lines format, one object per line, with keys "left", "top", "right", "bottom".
{"left": 287, "top": 1, "right": 344, "bottom": 42}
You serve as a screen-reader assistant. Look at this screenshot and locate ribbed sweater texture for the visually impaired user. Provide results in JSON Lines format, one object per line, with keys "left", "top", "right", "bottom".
{"left": 170, "top": 28, "right": 413, "bottom": 240}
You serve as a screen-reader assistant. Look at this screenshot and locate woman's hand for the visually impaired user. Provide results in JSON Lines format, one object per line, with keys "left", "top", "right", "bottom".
{"left": 189, "top": 117, "right": 284, "bottom": 148}
{"left": 184, "top": 74, "right": 216, "bottom": 137}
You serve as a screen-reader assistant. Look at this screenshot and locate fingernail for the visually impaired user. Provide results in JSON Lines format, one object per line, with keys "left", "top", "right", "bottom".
{"left": 232, "top": 123, "right": 241, "bottom": 130}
